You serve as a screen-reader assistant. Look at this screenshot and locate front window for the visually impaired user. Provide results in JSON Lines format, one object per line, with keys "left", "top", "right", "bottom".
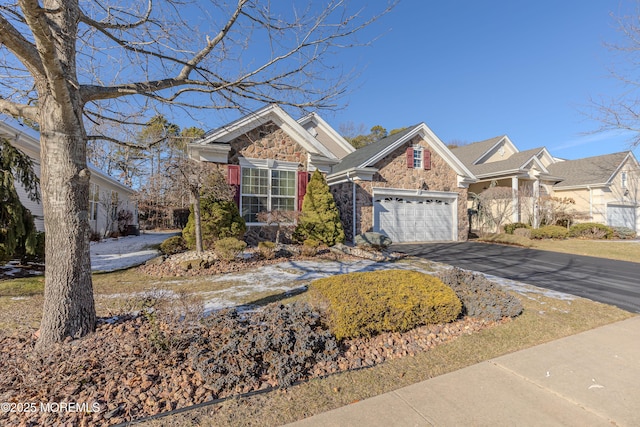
{"left": 241, "top": 167, "right": 296, "bottom": 223}
{"left": 89, "top": 183, "right": 99, "bottom": 221}
{"left": 413, "top": 146, "right": 423, "bottom": 169}
{"left": 622, "top": 171, "right": 627, "bottom": 189}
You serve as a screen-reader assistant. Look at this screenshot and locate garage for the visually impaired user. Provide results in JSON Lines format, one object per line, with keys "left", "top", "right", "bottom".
{"left": 607, "top": 204, "right": 637, "bottom": 230}
{"left": 372, "top": 191, "right": 458, "bottom": 242}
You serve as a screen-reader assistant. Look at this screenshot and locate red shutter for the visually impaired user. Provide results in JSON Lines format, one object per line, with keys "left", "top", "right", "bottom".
{"left": 406, "top": 147, "right": 414, "bottom": 169}
{"left": 297, "top": 171, "right": 309, "bottom": 211}
{"left": 424, "top": 150, "right": 431, "bottom": 170}
{"left": 227, "top": 165, "right": 241, "bottom": 207}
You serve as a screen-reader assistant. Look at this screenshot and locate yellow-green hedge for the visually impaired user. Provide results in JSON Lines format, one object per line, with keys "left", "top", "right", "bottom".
{"left": 310, "top": 270, "right": 462, "bottom": 340}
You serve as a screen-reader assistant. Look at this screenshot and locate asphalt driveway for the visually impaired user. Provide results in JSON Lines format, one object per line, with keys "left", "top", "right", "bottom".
{"left": 392, "top": 242, "right": 640, "bottom": 314}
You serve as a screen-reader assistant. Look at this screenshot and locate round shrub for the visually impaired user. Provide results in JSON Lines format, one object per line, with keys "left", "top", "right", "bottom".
{"left": 159, "top": 235, "right": 187, "bottom": 255}
{"left": 257, "top": 241, "right": 276, "bottom": 259}
{"left": 504, "top": 222, "right": 530, "bottom": 235}
{"left": 568, "top": 223, "right": 613, "bottom": 240}
{"left": 301, "top": 238, "right": 320, "bottom": 256}
{"left": 183, "top": 198, "right": 246, "bottom": 250}
{"left": 310, "top": 270, "right": 462, "bottom": 340}
{"left": 611, "top": 226, "right": 637, "bottom": 240}
{"left": 214, "top": 237, "right": 247, "bottom": 261}
{"left": 530, "top": 225, "right": 569, "bottom": 240}
{"left": 437, "top": 267, "right": 523, "bottom": 321}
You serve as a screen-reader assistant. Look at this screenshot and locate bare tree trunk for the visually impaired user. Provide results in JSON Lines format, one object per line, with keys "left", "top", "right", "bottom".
{"left": 36, "top": 98, "right": 95, "bottom": 350}
{"left": 192, "top": 191, "right": 203, "bottom": 254}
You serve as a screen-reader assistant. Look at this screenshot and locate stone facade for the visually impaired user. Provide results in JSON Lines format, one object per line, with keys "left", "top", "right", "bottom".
{"left": 228, "top": 121, "right": 308, "bottom": 169}
{"left": 333, "top": 136, "right": 469, "bottom": 242}
{"left": 223, "top": 121, "right": 310, "bottom": 245}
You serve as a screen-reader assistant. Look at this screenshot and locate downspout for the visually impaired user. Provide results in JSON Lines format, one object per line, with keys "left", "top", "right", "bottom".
{"left": 347, "top": 171, "right": 356, "bottom": 244}
{"left": 587, "top": 185, "right": 594, "bottom": 221}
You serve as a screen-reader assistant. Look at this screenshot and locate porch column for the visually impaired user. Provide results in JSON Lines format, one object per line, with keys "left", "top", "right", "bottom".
{"left": 533, "top": 179, "right": 540, "bottom": 228}
{"left": 512, "top": 177, "right": 519, "bottom": 222}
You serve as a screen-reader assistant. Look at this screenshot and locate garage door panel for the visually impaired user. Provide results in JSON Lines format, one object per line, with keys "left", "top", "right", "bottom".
{"left": 373, "top": 195, "right": 455, "bottom": 243}
{"left": 607, "top": 205, "right": 637, "bottom": 230}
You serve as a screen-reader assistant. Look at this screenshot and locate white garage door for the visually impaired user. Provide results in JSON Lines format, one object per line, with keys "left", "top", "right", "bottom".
{"left": 607, "top": 205, "right": 637, "bottom": 229}
{"left": 373, "top": 196, "right": 455, "bottom": 242}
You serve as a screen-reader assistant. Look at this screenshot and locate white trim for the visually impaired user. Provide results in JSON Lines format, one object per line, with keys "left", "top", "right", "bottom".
{"left": 239, "top": 157, "right": 299, "bottom": 170}
{"left": 372, "top": 187, "right": 459, "bottom": 200}
{"left": 474, "top": 135, "right": 519, "bottom": 165}
{"left": 327, "top": 167, "right": 378, "bottom": 185}
{"left": 192, "top": 104, "right": 338, "bottom": 161}
{"left": 297, "top": 112, "right": 355, "bottom": 156}
{"left": 188, "top": 143, "right": 231, "bottom": 163}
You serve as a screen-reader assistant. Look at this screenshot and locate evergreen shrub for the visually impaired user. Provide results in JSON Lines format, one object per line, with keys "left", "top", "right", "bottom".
{"left": 611, "top": 226, "right": 637, "bottom": 240}
{"left": 257, "top": 241, "right": 276, "bottom": 259}
{"left": 214, "top": 237, "right": 247, "bottom": 261}
{"left": 183, "top": 198, "right": 245, "bottom": 250}
{"left": 160, "top": 235, "right": 187, "bottom": 255}
{"left": 310, "top": 270, "right": 461, "bottom": 340}
{"left": 437, "top": 267, "right": 523, "bottom": 321}
{"left": 530, "top": 225, "right": 569, "bottom": 239}
{"left": 301, "top": 238, "right": 320, "bottom": 256}
{"left": 503, "top": 222, "right": 530, "bottom": 234}
{"left": 568, "top": 222, "right": 613, "bottom": 240}
{"left": 295, "top": 170, "right": 345, "bottom": 246}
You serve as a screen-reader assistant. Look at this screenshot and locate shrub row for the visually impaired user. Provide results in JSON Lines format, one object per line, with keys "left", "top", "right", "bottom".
{"left": 504, "top": 222, "right": 530, "bottom": 234}
{"left": 310, "top": 270, "right": 461, "bottom": 340}
{"left": 530, "top": 225, "right": 569, "bottom": 239}
{"left": 568, "top": 223, "right": 613, "bottom": 239}
{"left": 437, "top": 267, "right": 523, "bottom": 321}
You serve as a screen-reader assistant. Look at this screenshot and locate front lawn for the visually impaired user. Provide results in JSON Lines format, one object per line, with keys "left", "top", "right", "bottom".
{"left": 0, "top": 255, "right": 634, "bottom": 426}
{"left": 530, "top": 239, "right": 640, "bottom": 263}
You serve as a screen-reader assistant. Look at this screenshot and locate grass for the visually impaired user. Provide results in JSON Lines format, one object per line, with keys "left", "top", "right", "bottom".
{"left": 0, "top": 244, "right": 636, "bottom": 425}
{"left": 477, "top": 234, "right": 640, "bottom": 263}
{"left": 142, "top": 292, "right": 634, "bottom": 427}
{"left": 531, "top": 238, "right": 640, "bottom": 263}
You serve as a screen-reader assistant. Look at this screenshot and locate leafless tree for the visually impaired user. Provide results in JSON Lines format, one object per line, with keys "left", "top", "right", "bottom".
{"left": 168, "top": 158, "right": 232, "bottom": 254}
{"left": 0, "top": 0, "right": 393, "bottom": 349}
{"left": 590, "top": 2, "right": 640, "bottom": 147}
{"left": 476, "top": 187, "right": 516, "bottom": 233}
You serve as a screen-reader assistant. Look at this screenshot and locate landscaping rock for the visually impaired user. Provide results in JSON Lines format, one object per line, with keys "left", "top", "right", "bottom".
{"left": 354, "top": 232, "right": 392, "bottom": 249}
{"left": 329, "top": 243, "right": 404, "bottom": 262}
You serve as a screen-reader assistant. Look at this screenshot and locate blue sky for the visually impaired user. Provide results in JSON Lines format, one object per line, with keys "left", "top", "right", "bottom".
{"left": 314, "top": 0, "right": 639, "bottom": 160}
{"left": 175, "top": 1, "right": 639, "bottom": 161}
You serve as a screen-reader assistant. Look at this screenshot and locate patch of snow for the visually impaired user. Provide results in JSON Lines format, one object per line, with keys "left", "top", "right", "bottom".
{"left": 90, "top": 231, "right": 177, "bottom": 272}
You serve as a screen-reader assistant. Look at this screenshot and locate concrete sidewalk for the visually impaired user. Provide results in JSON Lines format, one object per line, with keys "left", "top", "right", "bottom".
{"left": 287, "top": 316, "right": 640, "bottom": 427}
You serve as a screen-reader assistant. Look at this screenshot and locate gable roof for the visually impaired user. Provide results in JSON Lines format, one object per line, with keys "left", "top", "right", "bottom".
{"left": 0, "top": 114, "right": 134, "bottom": 194}
{"left": 548, "top": 151, "right": 634, "bottom": 188}
{"left": 193, "top": 104, "right": 338, "bottom": 161}
{"left": 465, "top": 147, "right": 549, "bottom": 177}
{"left": 330, "top": 123, "right": 476, "bottom": 180}
{"left": 331, "top": 126, "right": 418, "bottom": 174}
{"left": 451, "top": 135, "right": 514, "bottom": 165}
{"left": 297, "top": 112, "right": 355, "bottom": 159}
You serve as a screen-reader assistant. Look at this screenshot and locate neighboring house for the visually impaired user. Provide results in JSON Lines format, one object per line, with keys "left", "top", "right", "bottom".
{"left": 548, "top": 152, "right": 639, "bottom": 231}
{"left": 0, "top": 115, "right": 139, "bottom": 236}
{"left": 452, "top": 136, "right": 640, "bottom": 233}
{"left": 189, "top": 104, "right": 477, "bottom": 243}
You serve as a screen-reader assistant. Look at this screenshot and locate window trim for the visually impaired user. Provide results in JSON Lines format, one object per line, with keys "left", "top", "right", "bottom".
{"left": 412, "top": 145, "right": 423, "bottom": 169}
{"left": 240, "top": 165, "right": 297, "bottom": 225}
{"left": 89, "top": 183, "right": 99, "bottom": 222}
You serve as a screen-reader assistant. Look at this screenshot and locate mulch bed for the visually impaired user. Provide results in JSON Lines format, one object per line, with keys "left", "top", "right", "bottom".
{"left": 137, "top": 248, "right": 363, "bottom": 277}
{"left": 0, "top": 309, "right": 502, "bottom": 426}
